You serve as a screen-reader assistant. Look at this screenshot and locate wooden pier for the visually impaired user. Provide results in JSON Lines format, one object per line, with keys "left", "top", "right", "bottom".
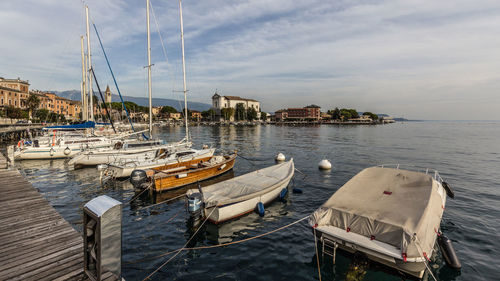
{"left": 0, "top": 153, "right": 85, "bottom": 280}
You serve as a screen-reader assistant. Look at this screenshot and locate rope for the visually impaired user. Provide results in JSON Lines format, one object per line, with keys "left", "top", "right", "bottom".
{"left": 142, "top": 208, "right": 217, "bottom": 280}
{"left": 413, "top": 235, "right": 438, "bottom": 281}
{"left": 313, "top": 227, "right": 322, "bottom": 281}
{"left": 126, "top": 187, "right": 150, "bottom": 206}
{"left": 236, "top": 154, "right": 258, "bottom": 167}
{"left": 137, "top": 194, "right": 185, "bottom": 210}
{"left": 125, "top": 216, "right": 309, "bottom": 265}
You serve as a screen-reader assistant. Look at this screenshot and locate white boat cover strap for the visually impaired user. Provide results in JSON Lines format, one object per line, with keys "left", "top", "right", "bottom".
{"left": 309, "top": 167, "right": 444, "bottom": 258}
{"left": 199, "top": 159, "right": 294, "bottom": 208}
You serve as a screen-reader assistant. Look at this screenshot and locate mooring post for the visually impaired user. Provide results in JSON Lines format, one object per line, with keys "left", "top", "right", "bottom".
{"left": 83, "top": 195, "right": 122, "bottom": 281}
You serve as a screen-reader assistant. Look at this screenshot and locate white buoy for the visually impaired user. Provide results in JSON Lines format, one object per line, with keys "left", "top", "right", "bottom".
{"left": 275, "top": 152, "right": 286, "bottom": 162}
{"left": 318, "top": 159, "right": 332, "bottom": 170}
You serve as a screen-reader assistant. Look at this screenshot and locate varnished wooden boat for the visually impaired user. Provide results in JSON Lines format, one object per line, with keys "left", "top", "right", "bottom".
{"left": 131, "top": 152, "right": 237, "bottom": 192}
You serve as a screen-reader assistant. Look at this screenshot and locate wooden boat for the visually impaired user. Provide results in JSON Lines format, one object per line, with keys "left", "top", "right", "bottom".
{"left": 130, "top": 152, "right": 237, "bottom": 192}
{"left": 186, "top": 159, "right": 294, "bottom": 224}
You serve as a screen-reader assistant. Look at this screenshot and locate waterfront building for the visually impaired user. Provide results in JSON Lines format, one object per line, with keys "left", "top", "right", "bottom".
{"left": 190, "top": 110, "right": 201, "bottom": 121}
{"left": 152, "top": 106, "right": 162, "bottom": 116}
{"left": 0, "top": 77, "right": 30, "bottom": 109}
{"left": 168, "top": 112, "right": 181, "bottom": 120}
{"left": 275, "top": 105, "right": 321, "bottom": 121}
{"left": 348, "top": 115, "right": 373, "bottom": 123}
{"left": 32, "top": 91, "right": 82, "bottom": 120}
{"left": 212, "top": 91, "right": 261, "bottom": 121}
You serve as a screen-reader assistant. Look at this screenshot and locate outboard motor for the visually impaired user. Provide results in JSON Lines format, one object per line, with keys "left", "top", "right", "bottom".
{"left": 130, "top": 170, "right": 149, "bottom": 189}
{"left": 187, "top": 192, "right": 203, "bottom": 228}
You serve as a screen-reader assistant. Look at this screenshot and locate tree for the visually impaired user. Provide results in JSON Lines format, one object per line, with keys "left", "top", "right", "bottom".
{"left": 26, "top": 93, "right": 40, "bottom": 119}
{"left": 221, "top": 107, "right": 234, "bottom": 121}
{"left": 362, "top": 112, "right": 378, "bottom": 121}
{"left": 261, "top": 112, "right": 267, "bottom": 121}
{"left": 35, "top": 109, "right": 50, "bottom": 121}
{"left": 6, "top": 106, "right": 23, "bottom": 119}
{"left": 160, "top": 106, "right": 178, "bottom": 114}
{"left": 328, "top": 107, "right": 341, "bottom": 120}
{"left": 235, "top": 103, "right": 246, "bottom": 121}
{"left": 339, "top": 108, "right": 358, "bottom": 120}
{"left": 201, "top": 108, "right": 216, "bottom": 121}
{"left": 247, "top": 107, "right": 258, "bottom": 121}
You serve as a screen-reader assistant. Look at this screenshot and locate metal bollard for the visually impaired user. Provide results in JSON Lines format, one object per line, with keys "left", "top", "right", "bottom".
{"left": 83, "top": 195, "right": 122, "bottom": 281}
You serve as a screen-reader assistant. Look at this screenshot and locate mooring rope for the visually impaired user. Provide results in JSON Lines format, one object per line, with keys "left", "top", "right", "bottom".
{"left": 313, "top": 227, "right": 322, "bottom": 281}
{"left": 142, "top": 208, "right": 217, "bottom": 280}
{"left": 125, "top": 216, "right": 309, "bottom": 266}
{"left": 137, "top": 194, "right": 185, "bottom": 210}
{"left": 414, "top": 235, "right": 438, "bottom": 281}
{"left": 126, "top": 187, "right": 150, "bottom": 205}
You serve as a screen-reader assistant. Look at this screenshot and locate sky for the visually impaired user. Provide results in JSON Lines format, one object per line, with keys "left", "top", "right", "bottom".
{"left": 2, "top": 0, "right": 500, "bottom": 120}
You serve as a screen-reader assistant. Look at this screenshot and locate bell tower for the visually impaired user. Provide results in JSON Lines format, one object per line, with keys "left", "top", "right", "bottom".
{"left": 105, "top": 85, "right": 112, "bottom": 105}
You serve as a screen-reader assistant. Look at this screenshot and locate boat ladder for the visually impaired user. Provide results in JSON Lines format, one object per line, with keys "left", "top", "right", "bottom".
{"left": 321, "top": 237, "right": 339, "bottom": 265}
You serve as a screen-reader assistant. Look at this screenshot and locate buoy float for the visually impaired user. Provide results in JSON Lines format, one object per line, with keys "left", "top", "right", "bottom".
{"left": 442, "top": 181, "right": 455, "bottom": 199}
{"left": 318, "top": 159, "right": 332, "bottom": 170}
{"left": 64, "top": 147, "right": 71, "bottom": 156}
{"left": 279, "top": 188, "right": 288, "bottom": 201}
{"left": 275, "top": 153, "right": 285, "bottom": 162}
{"left": 438, "top": 234, "right": 461, "bottom": 269}
{"left": 256, "top": 202, "right": 265, "bottom": 217}
{"left": 293, "top": 188, "right": 303, "bottom": 194}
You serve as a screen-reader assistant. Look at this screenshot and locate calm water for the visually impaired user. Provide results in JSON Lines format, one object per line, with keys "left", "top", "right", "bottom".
{"left": 16, "top": 121, "right": 500, "bottom": 280}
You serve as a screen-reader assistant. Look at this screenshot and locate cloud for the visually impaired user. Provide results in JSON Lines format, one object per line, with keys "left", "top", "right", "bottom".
{"left": 2, "top": 0, "right": 500, "bottom": 119}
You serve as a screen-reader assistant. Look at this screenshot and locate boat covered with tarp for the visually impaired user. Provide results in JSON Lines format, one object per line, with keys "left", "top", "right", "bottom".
{"left": 187, "top": 159, "right": 294, "bottom": 223}
{"left": 309, "top": 166, "right": 448, "bottom": 278}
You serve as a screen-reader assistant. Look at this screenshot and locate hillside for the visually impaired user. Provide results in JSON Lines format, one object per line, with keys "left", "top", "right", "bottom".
{"left": 54, "top": 90, "right": 212, "bottom": 112}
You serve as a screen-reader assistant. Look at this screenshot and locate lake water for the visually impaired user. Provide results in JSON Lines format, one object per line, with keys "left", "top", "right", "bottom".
{"left": 16, "top": 121, "right": 500, "bottom": 280}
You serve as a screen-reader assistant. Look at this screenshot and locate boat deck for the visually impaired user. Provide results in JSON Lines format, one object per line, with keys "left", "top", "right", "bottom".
{"left": 0, "top": 157, "right": 86, "bottom": 280}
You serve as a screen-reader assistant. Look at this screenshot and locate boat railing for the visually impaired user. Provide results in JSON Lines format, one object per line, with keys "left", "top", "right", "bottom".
{"left": 378, "top": 164, "right": 443, "bottom": 183}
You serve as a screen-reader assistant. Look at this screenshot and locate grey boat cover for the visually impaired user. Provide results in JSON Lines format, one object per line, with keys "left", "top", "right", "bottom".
{"left": 195, "top": 159, "right": 294, "bottom": 208}
{"left": 309, "top": 167, "right": 444, "bottom": 258}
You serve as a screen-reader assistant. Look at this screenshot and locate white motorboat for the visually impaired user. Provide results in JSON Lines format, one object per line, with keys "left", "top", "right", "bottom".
{"left": 68, "top": 138, "right": 191, "bottom": 169}
{"left": 186, "top": 159, "right": 294, "bottom": 224}
{"left": 309, "top": 165, "right": 456, "bottom": 278}
{"left": 12, "top": 135, "right": 115, "bottom": 160}
{"left": 104, "top": 147, "right": 215, "bottom": 179}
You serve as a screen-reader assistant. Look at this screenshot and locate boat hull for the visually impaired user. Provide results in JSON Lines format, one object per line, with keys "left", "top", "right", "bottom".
{"left": 108, "top": 149, "right": 215, "bottom": 178}
{"left": 13, "top": 145, "right": 109, "bottom": 160}
{"left": 204, "top": 165, "right": 293, "bottom": 224}
{"left": 152, "top": 154, "right": 236, "bottom": 192}
{"left": 314, "top": 226, "right": 427, "bottom": 278}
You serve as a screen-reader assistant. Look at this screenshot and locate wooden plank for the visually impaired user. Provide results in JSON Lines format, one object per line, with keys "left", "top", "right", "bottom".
{"left": 49, "top": 263, "right": 86, "bottom": 281}
{"left": 0, "top": 227, "right": 79, "bottom": 254}
{"left": 0, "top": 244, "right": 82, "bottom": 279}
{"left": 0, "top": 233, "right": 81, "bottom": 264}
{"left": 0, "top": 168, "right": 86, "bottom": 281}
{"left": 12, "top": 253, "right": 82, "bottom": 281}
{"left": 0, "top": 239, "right": 81, "bottom": 272}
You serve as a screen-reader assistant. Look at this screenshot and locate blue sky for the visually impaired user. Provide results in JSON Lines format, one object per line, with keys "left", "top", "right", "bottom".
{"left": 2, "top": 0, "right": 500, "bottom": 119}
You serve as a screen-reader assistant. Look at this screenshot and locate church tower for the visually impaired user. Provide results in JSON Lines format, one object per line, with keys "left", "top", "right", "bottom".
{"left": 105, "top": 85, "right": 112, "bottom": 105}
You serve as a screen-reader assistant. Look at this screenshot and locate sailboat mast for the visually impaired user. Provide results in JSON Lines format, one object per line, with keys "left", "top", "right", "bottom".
{"left": 146, "top": 0, "right": 153, "bottom": 138}
{"left": 85, "top": 5, "right": 94, "bottom": 122}
{"left": 80, "top": 35, "right": 87, "bottom": 121}
{"left": 179, "top": 0, "right": 189, "bottom": 141}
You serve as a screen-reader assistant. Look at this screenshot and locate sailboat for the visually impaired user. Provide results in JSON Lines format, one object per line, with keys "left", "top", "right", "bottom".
{"left": 12, "top": 6, "right": 119, "bottom": 160}
{"left": 99, "top": 0, "right": 214, "bottom": 179}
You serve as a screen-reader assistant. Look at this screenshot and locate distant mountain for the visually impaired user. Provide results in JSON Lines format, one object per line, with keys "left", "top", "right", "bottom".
{"left": 54, "top": 90, "right": 212, "bottom": 112}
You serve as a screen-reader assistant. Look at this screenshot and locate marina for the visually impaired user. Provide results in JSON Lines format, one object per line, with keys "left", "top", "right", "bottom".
{"left": 2, "top": 0, "right": 500, "bottom": 280}
{"left": 1, "top": 122, "right": 497, "bottom": 280}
